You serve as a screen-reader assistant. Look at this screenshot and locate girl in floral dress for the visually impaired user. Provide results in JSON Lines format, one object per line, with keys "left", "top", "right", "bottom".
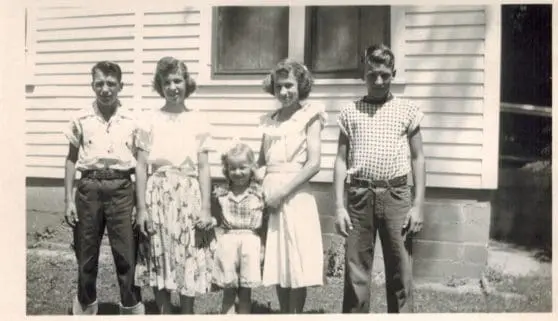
{"left": 258, "top": 59, "right": 326, "bottom": 313}
{"left": 134, "top": 56, "right": 216, "bottom": 314}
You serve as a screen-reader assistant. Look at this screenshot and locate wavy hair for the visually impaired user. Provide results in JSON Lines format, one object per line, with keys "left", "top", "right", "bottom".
{"left": 262, "top": 58, "right": 313, "bottom": 100}
{"left": 152, "top": 56, "right": 197, "bottom": 98}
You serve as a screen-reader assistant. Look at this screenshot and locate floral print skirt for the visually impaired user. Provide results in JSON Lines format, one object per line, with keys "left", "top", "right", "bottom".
{"left": 135, "top": 169, "right": 216, "bottom": 297}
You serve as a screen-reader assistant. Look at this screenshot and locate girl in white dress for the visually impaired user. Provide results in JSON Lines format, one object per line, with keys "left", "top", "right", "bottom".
{"left": 134, "top": 57, "right": 216, "bottom": 314}
{"left": 258, "top": 59, "right": 325, "bottom": 313}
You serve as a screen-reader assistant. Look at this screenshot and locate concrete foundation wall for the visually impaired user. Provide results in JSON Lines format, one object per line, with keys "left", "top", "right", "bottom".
{"left": 27, "top": 178, "right": 492, "bottom": 281}
{"left": 314, "top": 184, "right": 492, "bottom": 281}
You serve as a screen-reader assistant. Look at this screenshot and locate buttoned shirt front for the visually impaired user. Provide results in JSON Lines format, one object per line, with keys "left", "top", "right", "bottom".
{"left": 212, "top": 182, "right": 265, "bottom": 231}
{"left": 63, "top": 101, "right": 142, "bottom": 171}
{"left": 338, "top": 97, "right": 424, "bottom": 180}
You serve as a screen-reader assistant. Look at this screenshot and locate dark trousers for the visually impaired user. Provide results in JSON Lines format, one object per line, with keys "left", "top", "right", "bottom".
{"left": 342, "top": 185, "right": 414, "bottom": 313}
{"left": 73, "top": 177, "right": 142, "bottom": 307}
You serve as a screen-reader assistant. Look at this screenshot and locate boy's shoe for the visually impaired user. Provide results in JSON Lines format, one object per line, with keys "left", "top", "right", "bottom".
{"left": 119, "top": 301, "right": 145, "bottom": 315}
{"left": 71, "top": 296, "right": 98, "bottom": 315}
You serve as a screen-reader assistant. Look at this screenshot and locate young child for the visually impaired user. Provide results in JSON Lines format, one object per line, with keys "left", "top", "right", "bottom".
{"left": 63, "top": 61, "right": 145, "bottom": 315}
{"left": 259, "top": 59, "right": 326, "bottom": 313}
{"left": 333, "top": 44, "right": 426, "bottom": 313}
{"left": 211, "top": 141, "right": 266, "bottom": 314}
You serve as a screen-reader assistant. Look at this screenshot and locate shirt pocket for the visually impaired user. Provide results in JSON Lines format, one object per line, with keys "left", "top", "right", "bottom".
{"left": 110, "top": 123, "right": 136, "bottom": 152}
{"left": 80, "top": 123, "right": 105, "bottom": 150}
{"left": 246, "top": 197, "right": 264, "bottom": 227}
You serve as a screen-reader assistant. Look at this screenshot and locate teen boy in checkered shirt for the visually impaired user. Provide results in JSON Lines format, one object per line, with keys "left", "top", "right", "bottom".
{"left": 333, "top": 44, "right": 426, "bottom": 313}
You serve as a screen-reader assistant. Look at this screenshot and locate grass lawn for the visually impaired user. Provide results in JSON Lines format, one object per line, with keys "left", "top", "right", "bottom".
{"left": 26, "top": 230, "right": 552, "bottom": 315}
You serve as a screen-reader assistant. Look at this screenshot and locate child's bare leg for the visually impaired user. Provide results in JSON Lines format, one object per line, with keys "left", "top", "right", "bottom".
{"left": 237, "top": 287, "right": 252, "bottom": 314}
{"left": 221, "top": 288, "right": 237, "bottom": 314}
{"left": 179, "top": 295, "right": 195, "bottom": 314}
{"left": 152, "top": 287, "right": 172, "bottom": 314}
{"left": 275, "top": 286, "right": 290, "bottom": 313}
{"left": 290, "top": 287, "right": 307, "bottom": 313}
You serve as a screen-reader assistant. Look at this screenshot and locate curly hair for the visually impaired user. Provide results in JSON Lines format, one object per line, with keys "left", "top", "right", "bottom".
{"left": 362, "top": 44, "right": 395, "bottom": 69}
{"left": 91, "top": 61, "right": 122, "bottom": 83}
{"left": 221, "top": 142, "right": 258, "bottom": 182}
{"left": 152, "top": 56, "right": 197, "bottom": 98}
{"left": 262, "top": 58, "right": 313, "bottom": 100}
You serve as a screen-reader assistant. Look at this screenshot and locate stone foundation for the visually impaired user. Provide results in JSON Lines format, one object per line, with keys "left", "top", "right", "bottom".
{"left": 315, "top": 185, "right": 492, "bottom": 282}
{"left": 26, "top": 178, "right": 493, "bottom": 281}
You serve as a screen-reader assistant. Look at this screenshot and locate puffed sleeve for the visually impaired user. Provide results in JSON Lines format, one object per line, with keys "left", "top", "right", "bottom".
{"left": 308, "top": 102, "right": 328, "bottom": 130}
{"left": 406, "top": 101, "right": 424, "bottom": 135}
{"left": 134, "top": 111, "right": 153, "bottom": 152}
{"left": 63, "top": 115, "right": 83, "bottom": 148}
{"left": 195, "top": 111, "right": 214, "bottom": 153}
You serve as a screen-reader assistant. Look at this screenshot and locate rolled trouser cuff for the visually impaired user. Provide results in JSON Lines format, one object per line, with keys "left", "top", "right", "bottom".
{"left": 119, "top": 301, "right": 145, "bottom": 315}
{"left": 71, "top": 296, "right": 98, "bottom": 315}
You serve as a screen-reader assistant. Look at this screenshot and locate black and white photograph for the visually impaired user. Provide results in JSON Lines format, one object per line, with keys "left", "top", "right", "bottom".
{"left": 10, "top": 0, "right": 554, "bottom": 315}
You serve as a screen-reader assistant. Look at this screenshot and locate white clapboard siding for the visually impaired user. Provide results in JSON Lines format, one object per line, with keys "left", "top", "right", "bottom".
{"left": 25, "top": 4, "right": 492, "bottom": 189}
{"left": 405, "top": 9, "right": 485, "bottom": 27}
{"left": 405, "top": 40, "right": 485, "bottom": 56}
{"left": 25, "top": 5, "right": 139, "bottom": 180}
{"left": 139, "top": 8, "right": 202, "bottom": 100}
{"left": 405, "top": 56, "right": 483, "bottom": 70}
{"left": 402, "top": 6, "right": 486, "bottom": 187}
{"left": 34, "top": 62, "right": 135, "bottom": 75}
{"left": 405, "top": 70, "right": 484, "bottom": 84}
{"left": 407, "top": 25, "right": 485, "bottom": 41}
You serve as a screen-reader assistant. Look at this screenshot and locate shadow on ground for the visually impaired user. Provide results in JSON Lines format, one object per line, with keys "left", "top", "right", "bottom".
{"left": 93, "top": 301, "right": 325, "bottom": 315}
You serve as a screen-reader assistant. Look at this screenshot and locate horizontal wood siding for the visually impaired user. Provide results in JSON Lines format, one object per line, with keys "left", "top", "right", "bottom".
{"left": 403, "top": 6, "right": 486, "bottom": 188}
{"left": 26, "top": 5, "right": 138, "bottom": 178}
{"left": 25, "top": 4, "right": 490, "bottom": 189}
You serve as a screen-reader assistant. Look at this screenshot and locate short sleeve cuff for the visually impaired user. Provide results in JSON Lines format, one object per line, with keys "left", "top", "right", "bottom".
{"left": 197, "top": 133, "right": 214, "bottom": 153}
{"left": 337, "top": 111, "right": 349, "bottom": 137}
{"left": 63, "top": 120, "right": 81, "bottom": 147}
{"left": 408, "top": 108, "right": 424, "bottom": 134}
{"left": 134, "top": 127, "right": 152, "bottom": 152}
{"left": 133, "top": 111, "right": 153, "bottom": 152}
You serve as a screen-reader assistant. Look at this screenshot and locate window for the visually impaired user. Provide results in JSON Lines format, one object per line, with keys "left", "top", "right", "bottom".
{"left": 305, "top": 6, "right": 390, "bottom": 78}
{"left": 212, "top": 7, "right": 289, "bottom": 78}
{"left": 210, "top": 6, "right": 391, "bottom": 80}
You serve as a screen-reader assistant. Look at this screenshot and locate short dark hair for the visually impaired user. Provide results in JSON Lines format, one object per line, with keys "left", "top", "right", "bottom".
{"left": 91, "top": 61, "right": 122, "bottom": 82}
{"left": 152, "top": 56, "right": 197, "bottom": 98}
{"left": 262, "top": 58, "right": 313, "bottom": 100}
{"left": 363, "top": 44, "right": 395, "bottom": 69}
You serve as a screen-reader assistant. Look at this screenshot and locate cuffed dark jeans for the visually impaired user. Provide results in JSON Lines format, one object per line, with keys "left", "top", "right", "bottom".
{"left": 342, "top": 184, "right": 414, "bottom": 313}
{"left": 73, "top": 177, "right": 142, "bottom": 307}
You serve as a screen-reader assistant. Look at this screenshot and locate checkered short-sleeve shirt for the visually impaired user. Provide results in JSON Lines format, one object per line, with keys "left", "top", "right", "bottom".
{"left": 338, "top": 97, "right": 423, "bottom": 180}
{"left": 211, "top": 182, "right": 265, "bottom": 231}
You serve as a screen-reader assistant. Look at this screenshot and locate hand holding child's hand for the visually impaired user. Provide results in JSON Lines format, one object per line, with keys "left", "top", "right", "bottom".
{"left": 195, "top": 209, "right": 216, "bottom": 230}
{"left": 64, "top": 201, "right": 78, "bottom": 228}
{"left": 403, "top": 205, "right": 423, "bottom": 235}
{"left": 253, "top": 166, "right": 267, "bottom": 183}
{"left": 335, "top": 207, "right": 353, "bottom": 237}
{"left": 265, "top": 189, "right": 285, "bottom": 210}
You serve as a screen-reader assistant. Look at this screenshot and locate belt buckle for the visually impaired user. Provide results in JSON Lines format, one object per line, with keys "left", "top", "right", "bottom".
{"left": 382, "top": 179, "right": 391, "bottom": 188}
{"left": 369, "top": 179, "right": 389, "bottom": 189}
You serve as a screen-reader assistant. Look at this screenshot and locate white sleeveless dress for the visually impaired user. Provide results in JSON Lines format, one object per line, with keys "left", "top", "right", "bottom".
{"left": 259, "top": 102, "right": 326, "bottom": 288}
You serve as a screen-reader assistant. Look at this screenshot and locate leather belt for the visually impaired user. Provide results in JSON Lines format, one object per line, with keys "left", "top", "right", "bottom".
{"left": 81, "top": 169, "right": 134, "bottom": 180}
{"left": 349, "top": 175, "right": 407, "bottom": 188}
